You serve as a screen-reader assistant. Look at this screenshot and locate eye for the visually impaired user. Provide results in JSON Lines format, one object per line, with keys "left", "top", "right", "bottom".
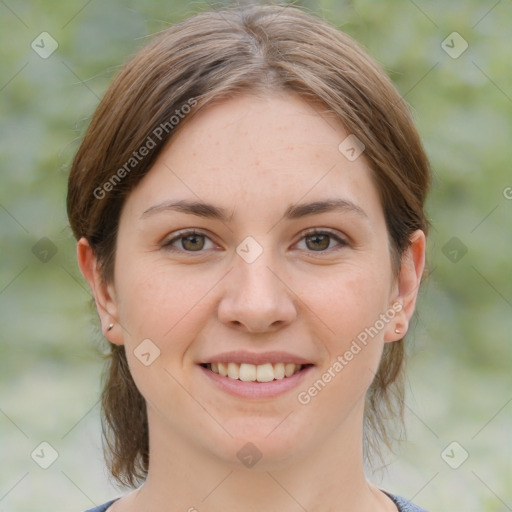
{"left": 295, "top": 229, "right": 348, "bottom": 252}
{"left": 162, "top": 230, "right": 216, "bottom": 252}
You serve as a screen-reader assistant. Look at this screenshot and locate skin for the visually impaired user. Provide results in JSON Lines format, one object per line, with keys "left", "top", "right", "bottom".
{"left": 78, "top": 92, "right": 425, "bottom": 512}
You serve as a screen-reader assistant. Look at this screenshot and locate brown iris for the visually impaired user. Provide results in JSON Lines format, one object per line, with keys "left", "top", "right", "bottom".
{"left": 305, "top": 233, "right": 330, "bottom": 251}
{"left": 181, "top": 234, "right": 205, "bottom": 251}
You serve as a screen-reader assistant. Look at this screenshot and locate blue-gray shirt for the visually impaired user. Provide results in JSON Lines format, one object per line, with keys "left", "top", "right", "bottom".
{"left": 84, "top": 493, "right": 430, "bottom": 511}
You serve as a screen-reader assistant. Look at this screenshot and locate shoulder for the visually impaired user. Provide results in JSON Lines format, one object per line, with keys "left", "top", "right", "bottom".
{"left": 84, "top": 494, "right": 430, "bottom": 512}
{"left": 386, "top": 492, "right": 431, "bottom": 512}
{"left": 83, "top": 500, "right": 118, "bottom": 512}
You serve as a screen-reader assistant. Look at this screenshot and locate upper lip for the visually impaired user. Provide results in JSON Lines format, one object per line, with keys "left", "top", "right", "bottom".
{"left": 199, "top": 351, "right": 314, "bottom": 366}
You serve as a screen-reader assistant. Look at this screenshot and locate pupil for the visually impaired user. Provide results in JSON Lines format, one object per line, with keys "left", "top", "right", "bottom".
{"left": 307, "top": 234, "right": 329, "bottom": 251}
{"left": 182, "top": 234, "right": 204, "bottom": 251}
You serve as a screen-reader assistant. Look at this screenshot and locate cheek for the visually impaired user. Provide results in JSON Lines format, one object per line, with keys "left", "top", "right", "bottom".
{"left": 114, "top": 261, "right": 216, "bottom": 412}
{"left": 300, "top": 263, "right": 393, "bottom": 345}
{"left": 115, "top": 257, "right": 216, "bottom": 349}
{"left": 296, "top": 269, "right": 389, "bottom": 426}
{"left": 296, "top": 263, "right": 392, "bottom": 409}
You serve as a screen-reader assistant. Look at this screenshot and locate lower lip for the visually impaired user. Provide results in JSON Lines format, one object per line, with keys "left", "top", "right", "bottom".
{"left": 199, "top": 365, "right": 313, "bottom": 399}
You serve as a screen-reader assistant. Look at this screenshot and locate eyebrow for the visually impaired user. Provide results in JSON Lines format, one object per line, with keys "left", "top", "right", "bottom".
{"left": 141, "top": 198, "right": 368, "bottom": 222}
{"left": 141, "top": 200, "right": 234, "bottom": 221}
{"left": 284, "top": 199, "right": 368, "bottom": 220}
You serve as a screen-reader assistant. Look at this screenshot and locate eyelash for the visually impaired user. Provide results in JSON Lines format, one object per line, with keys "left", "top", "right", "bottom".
{"left": 297, "top": 228, "right": 349, "bottom": 252}
{"left": 161, "top": 228, "right": 349, "bottom": 254}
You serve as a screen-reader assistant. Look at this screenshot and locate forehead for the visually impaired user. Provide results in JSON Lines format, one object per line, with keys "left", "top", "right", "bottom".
{"left": 122, "top": 93, "right": 383, "bottom": 224}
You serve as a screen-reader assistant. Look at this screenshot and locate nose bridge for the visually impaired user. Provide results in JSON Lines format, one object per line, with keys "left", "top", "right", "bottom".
{"left": 217, "top": 239, "right": 297, "bottom": 332}
{"left": 238, "top": 254, "right": 278, "bottom": 299}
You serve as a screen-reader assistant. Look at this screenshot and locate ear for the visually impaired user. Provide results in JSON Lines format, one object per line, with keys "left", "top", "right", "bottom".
{"left": 77, "top": 237, "right": 124, "bottom": 346}
{"left": 384, "top": 229, "right": 426, "bottom": 342}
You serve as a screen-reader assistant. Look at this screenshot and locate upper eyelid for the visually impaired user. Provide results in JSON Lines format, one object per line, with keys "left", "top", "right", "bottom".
{"left": 163, "top": 229, "right": 217, "bottom": 246}
{"left": 299, "top": 227, "right": 346, "bottom": 239}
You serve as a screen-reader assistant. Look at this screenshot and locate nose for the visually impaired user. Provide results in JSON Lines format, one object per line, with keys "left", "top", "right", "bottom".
{"left": 217, "top": 250, "right": 297, "bottom": 333}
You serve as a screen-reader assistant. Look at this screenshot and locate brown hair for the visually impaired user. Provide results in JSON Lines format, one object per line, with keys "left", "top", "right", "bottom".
{"left": 67, "top": 3, "right": 430, "bottom": 487}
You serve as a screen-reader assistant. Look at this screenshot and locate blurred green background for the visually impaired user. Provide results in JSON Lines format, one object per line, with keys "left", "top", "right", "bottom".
{"left": 0, "top": 0, "right": 510, "bottom": 511}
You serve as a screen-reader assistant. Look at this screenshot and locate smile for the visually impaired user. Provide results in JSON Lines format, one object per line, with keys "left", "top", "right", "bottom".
{"left": 203, "top": 362, "right": 304, "bottom": 382}
{"left": 199, "top": 361, "right": 313, "bottom": 399}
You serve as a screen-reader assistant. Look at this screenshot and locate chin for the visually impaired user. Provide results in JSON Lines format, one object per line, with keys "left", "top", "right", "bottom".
{"left": 207, "top": 418, "right": 309, "bottom": 470}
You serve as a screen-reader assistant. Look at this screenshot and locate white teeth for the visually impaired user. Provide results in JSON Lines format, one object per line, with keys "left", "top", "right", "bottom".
{"left": 285, "top": 363, "right": 296, "bottom": 377}
{"left": 207, "top": 362, "right": 303, "bottom": 381}
{"left": 227, "top": 362, "right": 239, "bottom": 379}
{"left": 218, "top": 362, "right": 228, "bottom": 377}
{"left": 256, "top": 363, "right": 274, "bottom": 382}
{"left": 239, "top": 363, "right": 256, "bottom": 382}
{"left": 274, "top": 362, "right": 285, "bottom": 379}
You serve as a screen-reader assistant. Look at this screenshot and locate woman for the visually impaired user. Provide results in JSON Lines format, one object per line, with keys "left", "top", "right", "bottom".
{"left": 68, "top": 3, "right": 431, "bottom": 511}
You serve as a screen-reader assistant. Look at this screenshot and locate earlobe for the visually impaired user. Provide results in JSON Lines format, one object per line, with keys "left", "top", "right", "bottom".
{"left": 76, "top": 237, "right": 124, "bottom": 346}
{"left": 384, "top": 230, "right": 426, "bottom": 342}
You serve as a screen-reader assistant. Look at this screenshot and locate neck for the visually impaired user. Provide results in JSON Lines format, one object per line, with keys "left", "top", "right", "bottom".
{"left": 122, "top": 402, "right": 394, "bottom": 512}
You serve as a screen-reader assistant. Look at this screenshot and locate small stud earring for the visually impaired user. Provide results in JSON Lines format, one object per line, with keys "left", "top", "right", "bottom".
{"left": 395, "top": 328, "right": 401, "bottom": 334}
{"left": 107, "top": 323, "right": 114, "bottom": 332}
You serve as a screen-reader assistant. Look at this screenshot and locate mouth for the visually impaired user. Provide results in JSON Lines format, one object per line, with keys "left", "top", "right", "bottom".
{"left": 198, "top": 360, "right": 314, "bottom": 399}
{"left": 200, "top": 361, "right": 311, "bottom": 382}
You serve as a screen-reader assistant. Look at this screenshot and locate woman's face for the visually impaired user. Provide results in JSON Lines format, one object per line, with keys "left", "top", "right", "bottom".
{"left": 86, "top": 92, "right": 423, "bottom": 469}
